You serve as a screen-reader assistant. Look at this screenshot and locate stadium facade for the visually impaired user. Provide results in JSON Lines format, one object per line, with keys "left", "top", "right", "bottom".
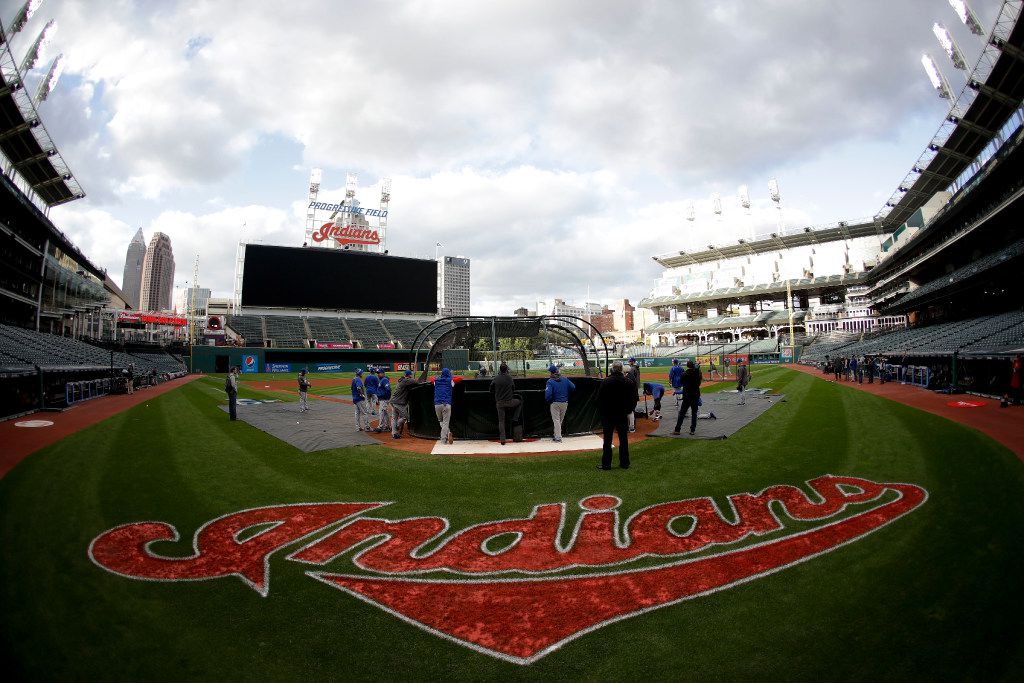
{"left": 641, "top": 1, "right": 1024, "bottom": 398}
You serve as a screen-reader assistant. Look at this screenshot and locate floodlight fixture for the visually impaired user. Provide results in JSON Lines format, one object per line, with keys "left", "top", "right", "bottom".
{"left": 18, "top": 19, "right": 56, "bottom": 74}
{"left": 768, "top": 178, "right": 781, "bottom": 203}
{"left": 685, "top": 199, "right": 695, "bottom": 221}
{"left": 34, "top": 53, "right": 63, "bottom": 104}
{"left": 738, "top": 184, "right": 750, "bottom": 209}
{"left": 947, "top": 0, "right": 984, "bottom": 35}
{"left": 308, "top": 167, "right": 322, "bottom": 193}
{"left": 933, "top": 22, "right": 968, "bottom": 70}
{"left": 921, "top": 53, "right": 955, "bottom": 100}
{"left": 711, "top": 192, "right": 722, "bottom": 215}
{"left": 6, "top": 0, "right": 42, "bottom": 39}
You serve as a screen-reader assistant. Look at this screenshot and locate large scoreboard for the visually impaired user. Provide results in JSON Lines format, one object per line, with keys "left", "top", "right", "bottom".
{"left": 241, "top": 245, "right": 437, "bottom": 314}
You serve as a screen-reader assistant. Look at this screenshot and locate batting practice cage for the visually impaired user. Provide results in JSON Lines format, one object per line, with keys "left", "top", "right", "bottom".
{"left": 406, "top": 316, "right": 611, "bottom": 440}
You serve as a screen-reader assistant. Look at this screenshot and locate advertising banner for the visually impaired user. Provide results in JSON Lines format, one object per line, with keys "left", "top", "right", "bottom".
{"left": 315, "top": 342, "right": 353, "bottom": 349}
{"left": 637, "top": 357, "right": 676, "bottom": 367}
{"left": 313, "top": 363, "right": 343, "bottom": 372}
{"left": 265, "top": 363, "right": 292, "bottom": 373}
{"left": 751, "top": 354, "right": 780, "bottom": 364}
{"left": 725, "top": 354, "right": 749, "bottom": 364}
{"left": 780, "top": 346, "right": 798, "bottom": 363}
{"left": 697, "top": 355, "right": 721, "bottom": 367}
{"left": 377, "top": 342, "right": 396, "bottom": 349}
{"left": 241, "top": 355, "right": 259, "bottom": 373}
{"left": 117, "top": 311, "right": 188, "bottom": 327}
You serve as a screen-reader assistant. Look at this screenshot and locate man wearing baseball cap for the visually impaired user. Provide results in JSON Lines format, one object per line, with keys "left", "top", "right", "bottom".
{"left": 389, "top": 370, "right": 418, "bottom": 438}
{"left": 351, "top": 369, "right": 369, "bottom": 431}
{"left": 374, "top": 369, "right": 392, "bottom": 433}
{"left": 545, "top": 364, "right": 576, "bottom": 442}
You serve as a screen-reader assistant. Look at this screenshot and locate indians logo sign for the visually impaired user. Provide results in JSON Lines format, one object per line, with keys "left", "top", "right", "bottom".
{"left": 88, "top": 475, "right": 926, "bottom": 664}
{"left": 311, "top": 221, "right": 380, "bottom": 246}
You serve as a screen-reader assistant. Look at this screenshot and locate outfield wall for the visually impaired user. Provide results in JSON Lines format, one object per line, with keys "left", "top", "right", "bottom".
{"left": 190, "top": 346, "right": 418, "bottom": 374}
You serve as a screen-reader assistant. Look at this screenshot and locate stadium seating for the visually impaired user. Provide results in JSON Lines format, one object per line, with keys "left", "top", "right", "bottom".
{"left": 225, "top": 315, "right": 264, "bottom": 345}
{"left": 263, "top": 316, "right": 308, "bottom": 348}
{"left": 344, "top": 318, "right": 390, "bottom": 347}
{"left": 0, "top": 324, "right": 185, "bottom": 374}
{"left": 381, "top": 319, "right": 425, "bottom": 347}
{"left": 306, "top": 317, "right": 351, "bottom": 345}
{"left": 801, "top": 311, "right": 1024, "bottom": 359}
{"left": 892, "top": 239, "right": 1024, "bottom": 310}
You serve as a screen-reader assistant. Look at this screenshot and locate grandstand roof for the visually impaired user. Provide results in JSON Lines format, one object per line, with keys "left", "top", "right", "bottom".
{"left": 639, "top": 272, "right": 869, "bottom": 309}
{"left": 0, "top": 30, "right": 84, "bottom": 207}
{"left": 878, "top": 3, "right": 1024, "bottom": 229}
{"left": 652, "top": 219, "right": 884, "bottom": 268}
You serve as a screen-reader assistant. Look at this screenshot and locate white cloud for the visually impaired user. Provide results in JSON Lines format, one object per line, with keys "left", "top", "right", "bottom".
{"left": 20, "top": 0, "right": 1008, "bottom": 316}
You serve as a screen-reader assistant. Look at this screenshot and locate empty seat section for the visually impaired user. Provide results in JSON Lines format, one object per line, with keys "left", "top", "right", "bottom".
{"left": 344, "top": 318, "right": 390, "bottom": 347}
{"left": 225, "top": 315, "right": 264, "bottom": 345}
{"left": 263, "top": 316, "right": 307, "bottom": 348}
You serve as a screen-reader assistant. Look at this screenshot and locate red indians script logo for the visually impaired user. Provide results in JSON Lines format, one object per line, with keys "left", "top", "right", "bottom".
{"left": 311, "top": 221, "right": 380, "bottom": 246}
{"left": 88, "top": 475, "right": 926, "bottom": 664}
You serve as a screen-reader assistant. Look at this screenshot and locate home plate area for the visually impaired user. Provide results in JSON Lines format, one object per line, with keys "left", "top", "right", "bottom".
{"left": 647, "top": 388, "right": 785, "bottom": 440}
{"left": 431, "top": 433, "right": 605, "bottom": 455}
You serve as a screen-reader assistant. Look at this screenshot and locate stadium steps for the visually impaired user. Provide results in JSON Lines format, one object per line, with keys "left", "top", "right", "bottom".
{"left": 340, "top": 318, "right": 354, "bottom": 341}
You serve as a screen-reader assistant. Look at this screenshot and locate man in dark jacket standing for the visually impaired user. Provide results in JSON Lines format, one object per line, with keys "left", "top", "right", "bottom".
{"left": 225, "top": 366, "right": 239, "bottom": 421}
{"left": 736, "top": 359, "right": 750, "bottom": 405}
{"left": 625, "top": 357, "right": 640, "bottom": 432}
{"left": 671, "top": 361, "right": 701, "bottom": 435}
{"left": 597, "top": 361, "right": 636, "bottom": 470}
{"left": 390, "top": 370, "right": 418, "bottom": 438}
{"left": 297, "top": 369, "right": 311, "bottom": 412}
{"left": 490, "top": 362, "right": 522, "bottom": 445}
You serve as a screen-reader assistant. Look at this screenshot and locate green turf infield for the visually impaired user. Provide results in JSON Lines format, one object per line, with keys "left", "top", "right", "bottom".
{"left": 2, "top": 367, "right": 1022, "bottom": 680}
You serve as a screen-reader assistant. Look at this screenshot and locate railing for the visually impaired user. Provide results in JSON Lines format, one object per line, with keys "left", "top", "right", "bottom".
{"left": 896, "top": 365, "right": 931, "bottom": 388}
{"left": 65, "top": 378, "right": 111, "bottom": 406}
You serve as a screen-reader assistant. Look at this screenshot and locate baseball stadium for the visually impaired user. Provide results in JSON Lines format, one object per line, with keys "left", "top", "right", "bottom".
{"left": 2, "top": 2, "right": 1024, "bottom": 681}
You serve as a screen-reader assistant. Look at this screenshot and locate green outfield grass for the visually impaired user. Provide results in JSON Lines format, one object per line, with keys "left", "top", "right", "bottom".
{"left": 1, "top": 367, "right": 1022, "bottom": 680}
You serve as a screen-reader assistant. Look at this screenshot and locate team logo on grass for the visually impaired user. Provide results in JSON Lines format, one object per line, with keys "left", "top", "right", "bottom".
{"left": 88, "top": 475, "right": 927, "bottom": 664}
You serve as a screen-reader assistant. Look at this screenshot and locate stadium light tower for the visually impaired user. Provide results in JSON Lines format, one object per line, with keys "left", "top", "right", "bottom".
{"left": 711, "top": 192, "right": 722, "bottom": 217}
{"left": 921, "top": 53, "right": 957, "bottom": 102}
{"left": 5, "top": 0, "right": 43, "bottom": 40}
{"left": 738, "top": 185, "right": 753, "bottom": 242}
{"left": 34, "top": 53, "right": 63, "bottom": 104}
{"left": 378, "top": 177, "right": 391, "bottom": 253}
{"left": 303, "top": 168, "right": 322, "bottom": 246}
{"left": 933, "top": 22, "right": 968, "bottom": 70}
{"left": 948, "top": 0, "right": 985, "bottom": 35}
{"left": 18, "top": 18, "right": 55, "bottom": 74}
{"left": 768, "top": 177, "right": 784, "bottom": 234}
{"left": 684, "top": 199, "right": 696, "bottom": 252}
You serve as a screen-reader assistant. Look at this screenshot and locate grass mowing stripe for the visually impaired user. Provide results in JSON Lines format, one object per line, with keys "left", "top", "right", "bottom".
{"left": 1, "top": 368, "right": 1023, "bottom": 679}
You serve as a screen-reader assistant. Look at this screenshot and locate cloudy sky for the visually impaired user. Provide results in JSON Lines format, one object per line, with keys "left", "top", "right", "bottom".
{"left": 6, "top": 0, "right": 1003, "bottom": 313}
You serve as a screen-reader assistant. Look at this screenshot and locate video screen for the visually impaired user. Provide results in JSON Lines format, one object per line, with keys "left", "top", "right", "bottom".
{"left": 241, "top": 245, "right": 437, "bottom": 314}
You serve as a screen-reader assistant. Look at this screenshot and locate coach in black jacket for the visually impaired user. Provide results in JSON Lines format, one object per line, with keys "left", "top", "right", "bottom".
{"left": 597, "top": 361, "right": 638, "bottom": 469}
{"left": 490, "top": 363, "right": 523, "bottom": 445}
{"left": 671, "top": 360, "right": 702, "bottom": 435}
